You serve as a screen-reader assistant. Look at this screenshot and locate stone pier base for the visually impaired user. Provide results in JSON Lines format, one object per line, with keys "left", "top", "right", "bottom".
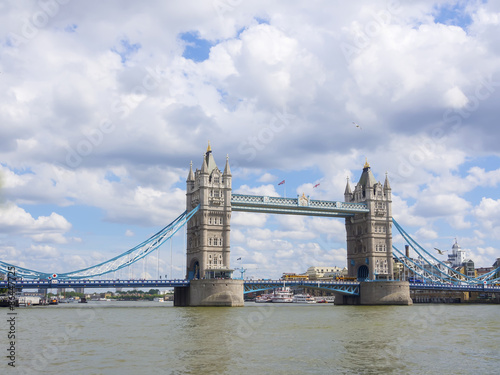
{"left": 360, "top": 281, "right": 413, "bottom": 305}
{"left": 174, "top": 279, "right": 244, "bottom": 307}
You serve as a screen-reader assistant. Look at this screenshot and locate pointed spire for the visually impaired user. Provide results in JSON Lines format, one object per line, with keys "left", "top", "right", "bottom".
{"left": 207, "top": 140, "right": 212, "bottom": 153}
{"left": 201, "top": 153, "right": 208, "bottom": 174}
{"left": 187, "top": 161, "right": 195, "bottom": 181}
{"left": 223, "top": 154, "right": 231, "bottom": 176}
{"left": 357, "top": 160, "right": 377, "bottom": 188}
{"left": 344, "top": 176, "right": 352, "bottom": 195}
{"left": 384, "top": 171, "right": 391, "bottom": 190}
{"left": 363, "top": 157, "right": 370, "bottom": 169}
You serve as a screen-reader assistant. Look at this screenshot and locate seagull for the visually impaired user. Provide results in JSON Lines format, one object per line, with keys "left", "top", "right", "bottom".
{"left": 352, "top": 121, "right": 362, "bottom": 129}
{"left": 434, "top": 248, "right": 447, "bottom": 255}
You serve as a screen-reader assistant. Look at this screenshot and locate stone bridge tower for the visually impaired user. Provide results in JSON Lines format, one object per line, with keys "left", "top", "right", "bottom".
{"left": 344, "top": 160, "right": 393, "bottom": 281}
{"left": 185, "top": 143, "right": 232, "bottom": 280}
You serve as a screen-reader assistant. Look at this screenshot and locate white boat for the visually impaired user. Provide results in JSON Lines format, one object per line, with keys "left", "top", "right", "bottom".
{"left": 153, "top": 297, "right": 166, "bottom": 302}
{"left": 255, "top": 293, "right": 272, "bottom": 303}
{"left": 292, "top": 294, "right": 317, "bottom": 304}
{"left": 315, "top": 296, "right": 335, "bottom": 304}
{"left": 271, "top": 287, "right": 293, "bottom": 303}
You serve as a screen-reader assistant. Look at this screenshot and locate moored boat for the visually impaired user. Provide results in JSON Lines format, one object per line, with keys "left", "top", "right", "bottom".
{"left": 315, "top": 296, "right": 335, "bottom": 304}
{"left": 255, "top": 293, "right": 272, "bottom": 303}
{"left": 292, "top": 294, "right": 317, "bottom": 304}
{"left": 271, "top": 287, "right": 293, "bottom": 303}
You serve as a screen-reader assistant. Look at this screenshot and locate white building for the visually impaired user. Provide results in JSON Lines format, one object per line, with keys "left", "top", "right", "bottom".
{"left": 447, "top": 239, "right": 467, "bottom": 267}
{"left": 306, "top": 266, "right": 346, "bottom": 280}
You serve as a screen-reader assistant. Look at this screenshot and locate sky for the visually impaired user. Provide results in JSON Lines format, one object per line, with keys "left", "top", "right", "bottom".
{"left": 1, "top": 0, "right": 500, "bottom": 281}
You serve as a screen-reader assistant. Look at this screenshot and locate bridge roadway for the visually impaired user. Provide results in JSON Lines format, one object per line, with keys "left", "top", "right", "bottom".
{"left": 2, "top": 279, "right": 499, "bottom": 295}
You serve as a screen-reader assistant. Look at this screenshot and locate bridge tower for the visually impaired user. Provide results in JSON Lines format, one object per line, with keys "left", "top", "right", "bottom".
{"left": 344, "top": 160, "right": 394, "bottom": 281}
{"left": 186, "top": 142, "right": 232, "bottom": 280}
{"left": 176, "top": 143, "right": 243, "bottom": 306}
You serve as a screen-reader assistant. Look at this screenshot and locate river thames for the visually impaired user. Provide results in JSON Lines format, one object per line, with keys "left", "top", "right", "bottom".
{"left": 2, "top": 301, "right": 499, "bottom": 374}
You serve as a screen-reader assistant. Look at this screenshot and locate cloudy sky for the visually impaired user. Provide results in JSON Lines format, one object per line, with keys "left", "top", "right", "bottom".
{"left": 1, "top": 0, "right": 500, "bottom": 281}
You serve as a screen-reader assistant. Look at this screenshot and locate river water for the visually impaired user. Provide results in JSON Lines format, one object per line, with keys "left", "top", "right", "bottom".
{"left": 1, "top": 301, "right": 499, "bottom": 374}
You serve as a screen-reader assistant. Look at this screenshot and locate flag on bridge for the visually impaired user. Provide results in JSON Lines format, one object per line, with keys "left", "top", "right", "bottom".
{"left": 278, "top": 180, "right": 285, "bottom": 185}
{"left": 313, "top": 183, "right": 320, "bottom": 188}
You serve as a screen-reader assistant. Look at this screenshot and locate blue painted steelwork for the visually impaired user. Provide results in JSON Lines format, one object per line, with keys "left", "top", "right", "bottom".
{"left": 393, "top": 219, "right": 500, "bottom": 285}
{"left": 409, "top": 282, "right": 500, "bottom": 293}
{"left": 3, "top": 278, "right": 498, "bottom": 293}
{"left": 0, "top": 279, "right": 189, "bottom": 289}
{"left": 0, "top": 205, "right": 200, "bottom": 280}
{"left": 231, "top": 194, "right": 369, "bottom": 217}
{"left": 393, "top": 219, "right": 472, "bottom": 284}
{"left": 242, "top": 279, "right": 360, "bottom": 295}
{"left": 393, "top": 246, "right": 463, "bottom": 284}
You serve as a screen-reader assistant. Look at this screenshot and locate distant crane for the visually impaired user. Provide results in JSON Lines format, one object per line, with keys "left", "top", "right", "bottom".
{"left": 233, "top": 267, "right": 247, "bottom": 280}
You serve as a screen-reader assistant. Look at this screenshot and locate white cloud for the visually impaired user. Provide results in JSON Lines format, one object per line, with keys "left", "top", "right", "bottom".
{"left": 413, "top": 194, "right": 471, "bottom": 217}
{"left": 235, "top": 184, "right": 279, "bottom": 196}
{"left": 232, "top": 212, "right": 268, "bottom": 227}
{"left": 1, "top": 0, "right": 500, "bottom": 275}
{"left": 258, "top": 172, "right": 277, "bottom": 183}
{"left": 0, "top": 202, "right": 71, "bottom": 236}
{"left": 473, "top": 198, "right": 500, "bottom": 239}
{"left": 30, "top": 244, "right": 60, "bottom": 258}
{"left": 415, "top": 227, "right": 438, "bottom": 240}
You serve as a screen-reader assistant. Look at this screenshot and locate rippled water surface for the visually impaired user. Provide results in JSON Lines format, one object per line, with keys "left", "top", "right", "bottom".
{"left": 1, "top": 301, "right": 499, "bottom": 374}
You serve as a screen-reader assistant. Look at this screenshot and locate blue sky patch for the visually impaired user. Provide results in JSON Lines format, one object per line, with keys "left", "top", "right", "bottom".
{"left": 64, "top": 24, "right": 78, "bottom": 33}
{"left": 254, "top": 17, "right": 269, "bottom": 25}
{"left": 111, "top": 38, "right": 141, "bottom": 64}
{"left": 433, "top": 2, "right": 473, "bottom": 29}
{"left": 180, "top": 31, "right": 214, "bottom": 62}
{"left": 105, "top": 171, "right": 121, "bottom": 183}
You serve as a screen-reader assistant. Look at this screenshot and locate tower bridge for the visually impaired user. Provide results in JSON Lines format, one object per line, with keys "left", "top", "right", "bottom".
{"left": 176, "top": 144, "right": 409, "bottom": 306}
{"left": 2, "top": 144, "right": 499, "bottom": 306}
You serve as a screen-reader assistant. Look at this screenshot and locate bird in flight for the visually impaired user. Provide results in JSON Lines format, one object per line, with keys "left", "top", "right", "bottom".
{"left": 352, "top": 121, "right": 362, "bottom": 129}
{"left": 434, "top": 248, "right": 447, "bottom": 255}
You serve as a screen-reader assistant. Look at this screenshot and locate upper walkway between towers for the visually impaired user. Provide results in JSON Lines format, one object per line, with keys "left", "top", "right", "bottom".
{"left": 230, "top": 194, "right": 369, "bottom": 217}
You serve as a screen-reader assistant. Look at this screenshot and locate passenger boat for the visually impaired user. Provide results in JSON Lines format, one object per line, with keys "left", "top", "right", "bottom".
{"left": 271, "top": 287, "right": 293, "bottom": 303}
{"left": 316, "top": 296, "right": 335, "bottom": 303}
{"left": 255, "top": 293, "right": 272, "bottom": 303}
{"left": 292, "top": 294, "right": 317, "bottom": 304}
{"left": 49, "top": 297, "right": 58, "bottom": 305}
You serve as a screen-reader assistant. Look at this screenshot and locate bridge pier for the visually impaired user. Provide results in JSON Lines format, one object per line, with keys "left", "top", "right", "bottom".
{"left": 360, "top": 281, "right": 412, "bottom": 305}
{"left": 174, "top": 279, "right": 244, "bottom": 307}
{"left": 334, "top": 281, "right": 412, "bottom": 305}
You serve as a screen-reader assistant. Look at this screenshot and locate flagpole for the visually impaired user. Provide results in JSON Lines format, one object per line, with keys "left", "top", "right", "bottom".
{"left": 278, "top": 179, "right": 286, "bottom": 198}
